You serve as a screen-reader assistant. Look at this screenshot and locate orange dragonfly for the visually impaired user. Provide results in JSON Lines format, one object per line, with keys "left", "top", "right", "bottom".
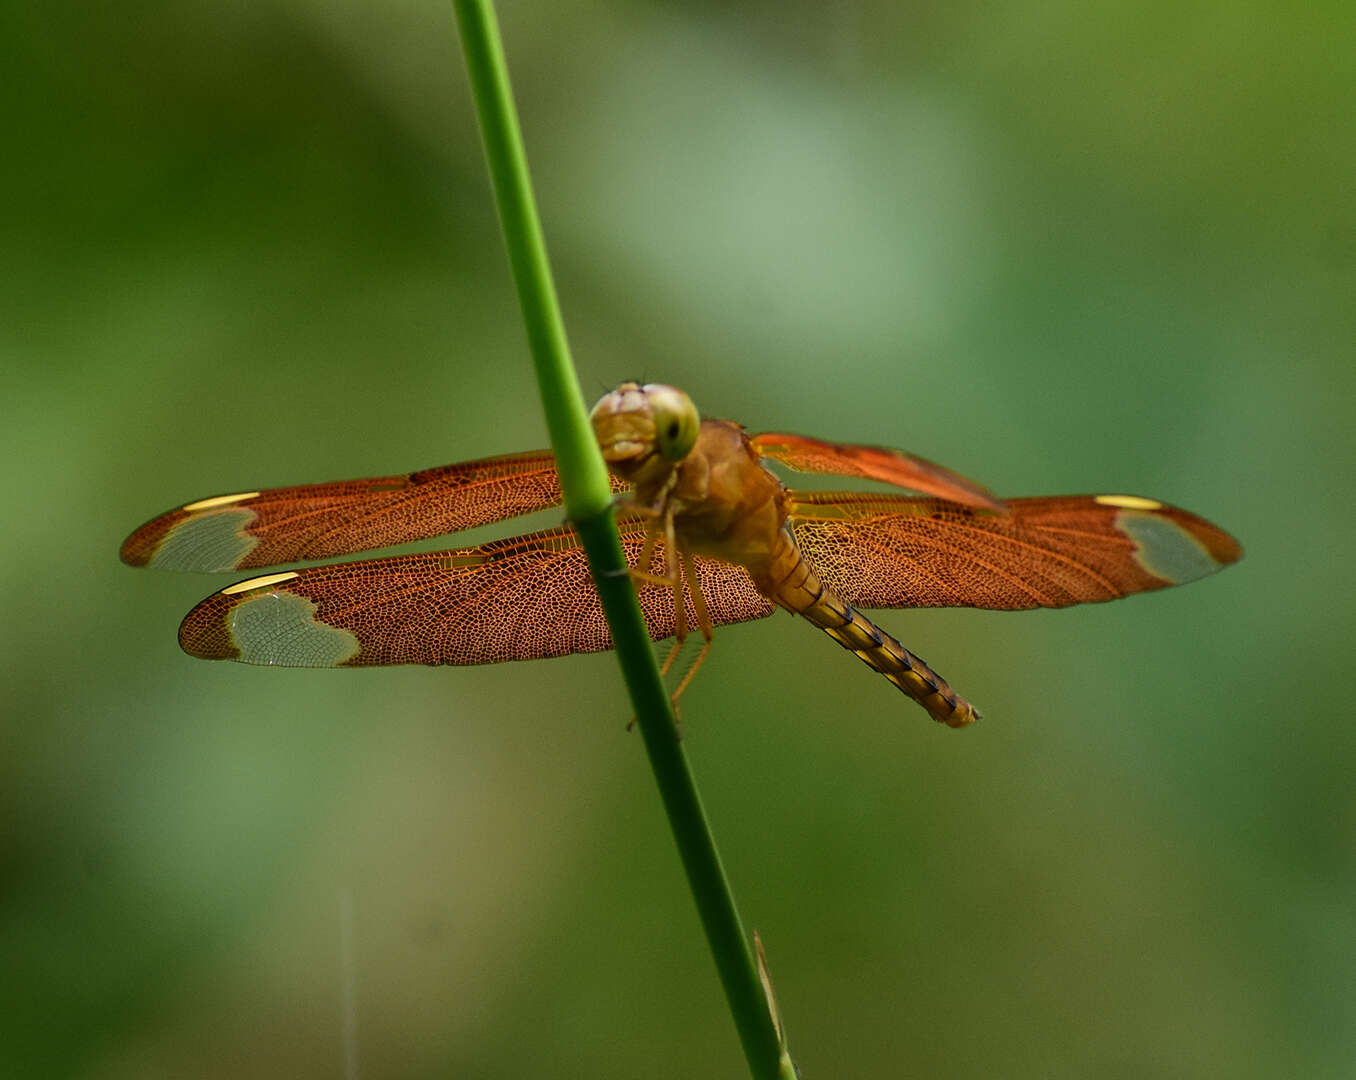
{"left": 122, "top": 382, "right": 1241, "bottom": 727}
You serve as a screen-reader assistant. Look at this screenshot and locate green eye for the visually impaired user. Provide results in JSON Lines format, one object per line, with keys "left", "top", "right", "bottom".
{"left": 645, "top": 384, "right": 700, "bottom": 462}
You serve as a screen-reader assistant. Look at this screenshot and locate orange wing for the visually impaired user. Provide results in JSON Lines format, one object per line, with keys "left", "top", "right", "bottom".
{"left": 788, "top": 491, "right": 1241, "bottom": 610}
{"left": 178, "top": 518, "right": 776, "bottom": 666}
{"left": 751, "top": 432, "right": 1003, "bottom": 511}
{"left": 120, "top": 450, "right": 625, "bottom": 573}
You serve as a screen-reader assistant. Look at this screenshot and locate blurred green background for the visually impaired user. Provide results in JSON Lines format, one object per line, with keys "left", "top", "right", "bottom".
{"left": 4, "top": 1, "right": 1352, "bottom": 1076}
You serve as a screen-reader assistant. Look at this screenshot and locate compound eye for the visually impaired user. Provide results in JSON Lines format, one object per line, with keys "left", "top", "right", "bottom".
{"left": 644, "top": 384, "right": 700, "bottom": 462}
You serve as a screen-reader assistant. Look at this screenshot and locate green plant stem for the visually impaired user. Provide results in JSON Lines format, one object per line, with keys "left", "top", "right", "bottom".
{"left": 452, "top": 3, "right": 786, "bottom": 1076}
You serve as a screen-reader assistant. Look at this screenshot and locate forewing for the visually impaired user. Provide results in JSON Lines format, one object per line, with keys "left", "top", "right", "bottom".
{"left": 752, "top": 432, "right": 1003, "bottom": 511}
{"left": 178, "top": 520, "right": 775, "bottom": 666}
{"left": 121, "top": 450, "right": 627, "bottom": 572}
{"left": 789, "top": 491, "right": 1241, "bottom": 610}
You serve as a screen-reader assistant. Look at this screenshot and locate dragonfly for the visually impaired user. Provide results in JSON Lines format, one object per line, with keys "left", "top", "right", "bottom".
{"left": 122, "top": 382, "right": 1241, "bottom": 727}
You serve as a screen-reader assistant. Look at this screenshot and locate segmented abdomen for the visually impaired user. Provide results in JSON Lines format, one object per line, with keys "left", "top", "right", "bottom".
{"left": 760, "top": 531, "right": 980, "bottom": 727}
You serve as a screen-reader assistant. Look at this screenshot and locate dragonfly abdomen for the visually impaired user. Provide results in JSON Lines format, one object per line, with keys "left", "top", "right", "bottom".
{"left": 763, "top": 538, "right": 980, "bottom": 728}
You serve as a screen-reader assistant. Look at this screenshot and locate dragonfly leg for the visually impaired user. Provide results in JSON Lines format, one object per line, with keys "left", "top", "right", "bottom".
{"left": 655, "top": 509, "right": 689, "bottom": 675}
{"left": 602, "top": 493, "right": 671, "bottom": 580}
{"left": 625, "top": 507, "right": 691, "bottom": 734}
{"left": 626, "top": 507, "right": 683, "bottom": 592}
{"left": 656, "top": 641, "right": 684, "bottom": 682}
{"left": 668, "top": 551, "right": 715, "bottom": 706}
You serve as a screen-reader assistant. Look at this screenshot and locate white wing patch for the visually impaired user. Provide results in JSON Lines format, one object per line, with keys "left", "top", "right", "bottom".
{"left": 226, "top": 589, "right": 361, "bottom": 666}
{"left": 147, "top": 507, "right": 259, "bottom": 572}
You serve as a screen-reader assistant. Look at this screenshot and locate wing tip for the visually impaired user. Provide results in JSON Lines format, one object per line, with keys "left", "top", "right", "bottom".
{"left": 1110, "top": 499, "right": 1242, "bottom": 585}
{"left": 120, "top": 515, "right": 178, "bottom": 567}
{"left": 178, "top": 604, "right": 241, "bottom": 661}
{"left": 178, "top": 583, "right": 363, "bottom": 666}
{"left": 119, "top": 505, "right": 259, "bottom": 573}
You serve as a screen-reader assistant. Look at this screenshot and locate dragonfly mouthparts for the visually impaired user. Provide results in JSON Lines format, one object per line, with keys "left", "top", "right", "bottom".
{"left": 599, "top": 437, "right": 649, "bottom": 463}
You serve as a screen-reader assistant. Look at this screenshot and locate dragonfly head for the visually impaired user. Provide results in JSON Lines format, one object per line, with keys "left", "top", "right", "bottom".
{"left": 590, "top": 382, "right": 701, "bottom": 482}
